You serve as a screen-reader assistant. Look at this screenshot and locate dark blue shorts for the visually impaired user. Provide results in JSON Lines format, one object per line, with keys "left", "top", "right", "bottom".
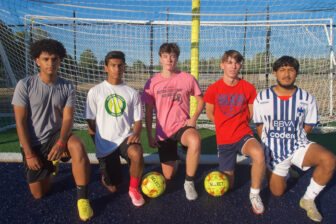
{"left": 218, "top": 135, "right": 254, "bottom": 172}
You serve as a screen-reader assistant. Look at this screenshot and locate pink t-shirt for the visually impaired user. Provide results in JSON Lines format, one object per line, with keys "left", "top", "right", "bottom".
{"left": 203, "top": 78, "right": 256, "bottom": 145}
{"left": 141, "top": 71, "right": 202, "bottom": 141}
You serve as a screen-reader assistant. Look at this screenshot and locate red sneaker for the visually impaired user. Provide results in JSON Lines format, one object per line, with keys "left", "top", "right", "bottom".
{"left": 129, "top": 187, "right": 145, "bottom": 207}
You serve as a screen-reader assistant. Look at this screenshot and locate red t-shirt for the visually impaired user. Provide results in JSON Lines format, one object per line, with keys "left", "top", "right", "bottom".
{"left": 203, "top": 78, "right": 256, "bottom": 145}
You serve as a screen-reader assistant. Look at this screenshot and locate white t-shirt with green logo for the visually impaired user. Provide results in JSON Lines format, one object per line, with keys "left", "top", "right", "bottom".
{"left": 85, "top": 81, "right": 143, "bottom": 158}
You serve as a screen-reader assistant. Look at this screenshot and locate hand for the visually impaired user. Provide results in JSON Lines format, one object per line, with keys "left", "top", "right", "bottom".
{"left": 26, "top": 155, "right": 43, "bottom": 170}
{"left": 148, "top": 137, "right": 159, "bottom": 148}
{"left": 127, "top": 134, "right": 141, "bottom": 144}
{"left": 185, "top": 119, "right": 197, "bottom": 127}
{"left": 47, "top": 142, "right": 66, "bottom": 161}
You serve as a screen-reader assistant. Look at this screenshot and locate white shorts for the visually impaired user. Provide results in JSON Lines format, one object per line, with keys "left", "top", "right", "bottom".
{"left": 268, "top": 142, "right": 314, "bottom": 177}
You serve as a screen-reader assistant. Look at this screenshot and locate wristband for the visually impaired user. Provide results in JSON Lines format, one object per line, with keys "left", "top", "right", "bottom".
{"left": 56, "top": 141, "right": 66, "bottom": 148}
{"left": 26, "top": 154, "right": 36, "bottom": 159}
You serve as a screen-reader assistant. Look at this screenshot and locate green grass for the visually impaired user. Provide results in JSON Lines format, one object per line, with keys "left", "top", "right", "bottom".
{"left": 1, "top": 128, "right": 335, "bottom": 155}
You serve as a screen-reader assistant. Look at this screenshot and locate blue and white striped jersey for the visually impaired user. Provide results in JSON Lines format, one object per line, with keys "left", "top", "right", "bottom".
{"left": 253, "top": 86, "right": 319, "bottom": 166}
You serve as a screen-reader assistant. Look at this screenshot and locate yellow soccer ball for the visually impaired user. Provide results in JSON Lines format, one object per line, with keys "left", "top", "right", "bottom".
{"left": 204, "top": 171, "right": 229, "bottom": 197}
{"left": 141, "top": 172, "right": 166, "bottom": 198}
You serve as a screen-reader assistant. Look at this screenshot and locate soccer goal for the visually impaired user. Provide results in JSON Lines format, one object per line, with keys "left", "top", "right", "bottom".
{"left": 0, "top": 0, "right": 335, "bottom": 133}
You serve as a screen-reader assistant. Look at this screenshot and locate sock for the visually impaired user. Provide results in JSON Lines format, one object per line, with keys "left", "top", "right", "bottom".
{"left": 185, "top": 174, "right": 194, "bottom": 182}
{"left": 129, "top": 176, "right": 141, "bottom": 190}
{"left": 250, "top": 188, "right": 260, "bottom": 195}
{"left": 77, "top": 185, "right": 88, "bottom": 199}
{"left": 303, "top": 178, "right": 325, "bottom": 200}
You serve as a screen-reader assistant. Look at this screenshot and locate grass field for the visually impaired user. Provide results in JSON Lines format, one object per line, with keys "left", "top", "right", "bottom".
{"left": 0, "top": 128, "right": 335, "bottom": 155}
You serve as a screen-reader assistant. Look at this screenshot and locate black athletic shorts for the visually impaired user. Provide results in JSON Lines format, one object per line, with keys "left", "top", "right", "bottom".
{"left": 98, "top": 137, "right": 141, "bottom": 186}
{"left": 21, "top": 131, "right": 60, "bottom": 183}
{"left": 157, "top": 126, "right": 194, "bottom": 163}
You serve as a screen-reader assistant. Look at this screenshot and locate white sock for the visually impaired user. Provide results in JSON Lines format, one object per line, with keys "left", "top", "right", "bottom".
{"left": 250, "top": 188, "right": 260, "bottom": 195}
{"left": 303, "top": 178, "right": 325, "bottom": 200}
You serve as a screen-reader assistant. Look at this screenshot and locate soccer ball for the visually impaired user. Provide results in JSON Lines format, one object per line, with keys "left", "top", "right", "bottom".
{"left": 141, "top": 172, "right": 166, "bottom": 198}
{"left": 204, "top": 171, "right": 229, "bottom": 197}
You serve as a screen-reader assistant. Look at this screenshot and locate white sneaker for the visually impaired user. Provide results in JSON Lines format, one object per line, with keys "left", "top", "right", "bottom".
{"left": 300, "top": 198, "right": 322, "bottom": 222}
{"left": 184, "top": 180, "right": 198, "bottom": 200}
{"left": 250, "top": 193, "right": 265, "bottom": 215}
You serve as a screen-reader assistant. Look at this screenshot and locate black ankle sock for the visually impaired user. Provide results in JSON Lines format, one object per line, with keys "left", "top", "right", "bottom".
{"left": 185, "top": 175, "right": 194, "bottom": 181}
{"left": 77, "top": 185, "right": 88, "bottom": 199}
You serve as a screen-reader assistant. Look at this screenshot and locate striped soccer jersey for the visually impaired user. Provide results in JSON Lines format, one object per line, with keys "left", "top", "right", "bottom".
{"left": 253, "top": 86, "right": 319, "bottom": 166}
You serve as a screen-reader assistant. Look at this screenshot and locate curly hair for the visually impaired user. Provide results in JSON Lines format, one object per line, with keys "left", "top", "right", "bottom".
{"left": 30, "top": 39, "right": 66, "bottom": 59}
{"left": 273, "top": 56, "right": 299, "bottom": 73}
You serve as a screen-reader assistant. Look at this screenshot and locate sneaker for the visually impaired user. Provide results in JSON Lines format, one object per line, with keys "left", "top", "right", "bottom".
{"left": 250, "top": 193, "right": 265, "bottom": 215}
{"left": 300, "top": 198, "right": 322, "bottom": 222}
{"left": 184, "top": 180, "right": 198, "bottom": 200}
{"left": 52, "top": 160, "right": 59, "bottom": 176}
{"left": 77, "top": 199, "right": 93, "bottom": 221}
{"left": 129, "top": 187, "right": 145, "bottom": 207}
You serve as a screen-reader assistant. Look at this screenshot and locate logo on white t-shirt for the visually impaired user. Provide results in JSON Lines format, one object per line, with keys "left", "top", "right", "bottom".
{"left": 104, "top": 94, "right": 126, "bottom": 117}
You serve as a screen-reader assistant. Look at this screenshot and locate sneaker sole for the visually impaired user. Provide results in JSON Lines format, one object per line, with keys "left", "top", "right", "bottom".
{"left": 79, "top": 211, "right": 94, "bottom": 221}
{"left": 299, "top": 201, "right": 322, "bottom": 222}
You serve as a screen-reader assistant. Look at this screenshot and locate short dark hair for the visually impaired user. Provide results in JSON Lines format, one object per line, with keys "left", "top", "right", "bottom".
{"left": 104, "top": 51, "right": 125, "bottom": 65}
{"left": 159, "top": 43, "right": 180, "bottom": 58}
{"left": 30, "top": 39, "right": 66, "bottom": 60}
{"left": 221, "top": 50, "right": 244, "bottom": 63}
{"left": 273, "top": 56, "right": 299, "bottom": 73}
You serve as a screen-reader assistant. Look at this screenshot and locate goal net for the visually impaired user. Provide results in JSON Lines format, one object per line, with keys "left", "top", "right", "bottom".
{"left": 0, "top": 0, "right": 335, "bottom": 133}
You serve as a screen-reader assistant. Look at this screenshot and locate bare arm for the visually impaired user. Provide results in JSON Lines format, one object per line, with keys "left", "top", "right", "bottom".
{"left": 145, "top": 103, "right": 158, "bottom": 148}
{"left": 127, "top": 120, "right": 142, "bottom": 144}
{"left": 256, "top": 124, "right": 263, "bottom": 138}
{"left": 87, "top": 119, "right": 96, "bottom": 143}
{"left": 186, "top": 95, "right": 205, "bottom": 127}
{"left": 205, "top": 103, "right": 215, "bottom": 123}
{"left": 47, "top": 106, "right": 74, "bottom": 161}
{"left": 304, "top": 125, "right": 313, "bottom": 135}
{"left": 14, "top": 105, "right": 42, "bottom": 170}
{"left": 248, "top": 103, "right": 254, "bottom": 121}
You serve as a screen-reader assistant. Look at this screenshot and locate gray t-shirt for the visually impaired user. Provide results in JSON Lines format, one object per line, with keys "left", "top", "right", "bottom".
{"left": 12, "top": 74, "right": 76, "bottom": 146}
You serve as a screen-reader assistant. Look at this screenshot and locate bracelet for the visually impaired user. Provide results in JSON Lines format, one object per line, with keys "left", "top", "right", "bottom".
{"left": 56, "top": 141, "right": 66, "bottom": 148}
{"left": 25, "top": 154, "right": 36, "bottom": 159}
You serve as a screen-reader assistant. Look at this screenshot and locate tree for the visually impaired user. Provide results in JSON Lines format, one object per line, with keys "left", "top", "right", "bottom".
{"left": 79, "top": 49, "right": 98, "bottom": 82}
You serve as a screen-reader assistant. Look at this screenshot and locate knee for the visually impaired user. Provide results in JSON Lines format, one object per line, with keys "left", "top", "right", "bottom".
{"left": 31, "top": 192, "right": 45, "bottom": 199}
{"left": 128, "top": 145, "right": 143, "bottom": 161}
{"left": 270, "top": 188, "right": 285, "bottom": 197}
{"left": 250, "top": 148, "right": 265, "bottom": 164}
{"left": 321, "top": 154, "right": 336, "bottom": 172}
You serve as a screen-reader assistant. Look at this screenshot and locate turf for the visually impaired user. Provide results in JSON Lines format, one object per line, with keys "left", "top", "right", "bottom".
{"left": 0, "top": 128, "right": 335, "bottom": 155}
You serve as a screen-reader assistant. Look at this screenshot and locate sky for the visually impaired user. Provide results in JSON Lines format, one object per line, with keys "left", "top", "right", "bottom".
{"left": 1, "top": 0, "right": 336, "bottom": 65}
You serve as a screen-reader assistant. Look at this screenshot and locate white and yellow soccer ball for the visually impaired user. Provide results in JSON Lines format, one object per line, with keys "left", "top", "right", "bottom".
{"left": 141, "top": 172, "right": 166, "bottom": 198}
{"left": 204, "top": 171, "right": 229, "bottom": 197}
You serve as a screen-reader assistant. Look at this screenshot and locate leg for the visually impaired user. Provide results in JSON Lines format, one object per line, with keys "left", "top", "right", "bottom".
{"left": 180, "top": 128, "right": 201, "bottom": 178}
{"left": 161, "top": 161, "right": 178, "bottom": 180}
{"left": 269, "top": 172, "right": 287, "bottom": 196}
{"left": 66, "top": 134, "right": 93, "bottom": 221}
{"left": 29, "top": 176, "right": 51, "bottom": 199}
{"left": 301, "top": 143, "right": 335, "bottom": 186}
{"left": 242, "top": 138, "right": 265, "bottom": 190}
{"left": 223, "top": 171, "right": 235, "bottom": 190}
{"left": 66, "top": 134, "right": 91, "bottom": 186}
{"left": 127, "top": 144, "right": 144, "bottom": 179}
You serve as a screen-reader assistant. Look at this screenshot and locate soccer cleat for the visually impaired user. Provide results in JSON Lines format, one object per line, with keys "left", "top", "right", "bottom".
{"left": 250, "top": 193, "right": 265, "bottom": 215}
{"left": 77, "top": 199, "right": 93, "bottom": 221}
{"left": 52, "top": 160, "right": 59, "bottom": 176}
{"left": 184, "top": 180, "right": 198, "bottom": 200}
{"left": 129, "top": 187, "right": 145, "bottom": 207}
{"left": 300, "top": 198, "right": 322, "bottom": 222}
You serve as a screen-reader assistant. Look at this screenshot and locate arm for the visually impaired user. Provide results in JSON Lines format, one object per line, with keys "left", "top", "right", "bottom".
{"left": 248, "top": 104, "right": 253, "bottom": 121}
{"left": 47, "top": 106, "right": 74, "bottom": 161}
{"left": 256, "top": 124, "right": 263, "bottom": 138}
{"left": 127, "top": 120, "right": 142, "bottom": 144}
{"left": 186, "top": 95, "right": 205, "bottom": 127}
{"left": 205, "top": 103, "right": 215, "bottom": 123}
{"left": 304, "top": 125, "right": 313, "bottom": 135}
{"left": 145, "top": 103, "right": 158, "bottom": 148}
{"left": 14, "top": 105, "right": 43, "bottom": 170}
{"left": 87, "top": 119, "right": 96, "bottom": 143}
